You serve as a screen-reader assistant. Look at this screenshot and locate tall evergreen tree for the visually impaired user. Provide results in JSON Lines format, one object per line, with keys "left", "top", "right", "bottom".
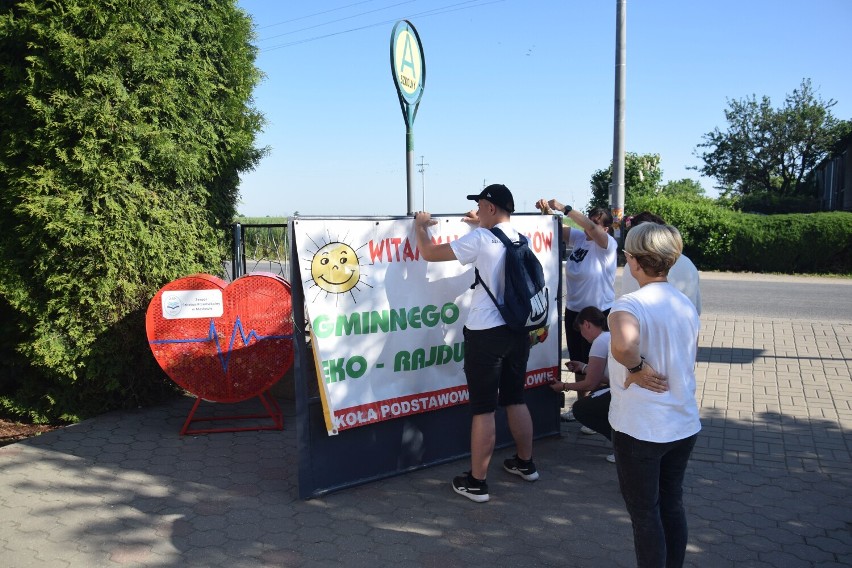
{"left": 0, "top": 0, "right": 265, "bottom": 420}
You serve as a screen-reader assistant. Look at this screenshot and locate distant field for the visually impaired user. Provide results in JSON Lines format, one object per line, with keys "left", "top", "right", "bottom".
{"left": 234, "top": 216, "right": 288, "bottom": 225}
{"left": 231, "top": 219, "right": 289, "bottom": 261}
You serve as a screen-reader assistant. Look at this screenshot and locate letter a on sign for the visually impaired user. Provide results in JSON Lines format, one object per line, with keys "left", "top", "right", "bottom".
{"left": 400, "top": 35, "right": 416, "bottom": 78}
{"left": 390, "top": 20, "right": 425, "bottom": 126}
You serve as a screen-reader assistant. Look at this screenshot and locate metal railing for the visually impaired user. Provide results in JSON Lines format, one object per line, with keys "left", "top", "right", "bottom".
{"left": 227, "top": 223, "right": 290, "bottom": 282}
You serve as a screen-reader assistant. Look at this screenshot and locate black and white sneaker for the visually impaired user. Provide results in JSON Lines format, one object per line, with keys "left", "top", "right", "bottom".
{"left": 503, "top": 455, "right": 540, "bottom": 481}
{"left": 452, "top": 472, "right": 490, "bottom": 503}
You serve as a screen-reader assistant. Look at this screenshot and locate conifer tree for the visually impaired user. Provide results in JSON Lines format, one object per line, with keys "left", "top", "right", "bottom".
{"left": 0, "top": 0, "right": 264, "bottom": 420}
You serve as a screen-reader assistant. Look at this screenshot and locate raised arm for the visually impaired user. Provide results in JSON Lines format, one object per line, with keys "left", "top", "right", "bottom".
{"left": 540, "top": 198, "right": 609, "bottom": 249}
{"left": 535, "top": 198, "right": 571, "bottom": 241}
{"left": 462, "top": 209, "right": 481, "bottom": 226}
{"left": 414, "top": 212, "right": 457, "bottom": 262}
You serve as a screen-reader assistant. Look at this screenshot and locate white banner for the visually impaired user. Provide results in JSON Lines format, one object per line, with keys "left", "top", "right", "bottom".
{"left": 294, "top": 215, "right": 561, "bottom": 434}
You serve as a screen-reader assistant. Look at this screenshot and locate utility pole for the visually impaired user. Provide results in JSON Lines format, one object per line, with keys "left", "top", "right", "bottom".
{"left": 611, "top": 0, "right": 626, "bottom": 241}
{"left": 417, "top": 155, "right": 429, "bottom": 211}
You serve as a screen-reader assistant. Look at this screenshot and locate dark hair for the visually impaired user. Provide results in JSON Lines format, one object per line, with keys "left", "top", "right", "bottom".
{"left": 588, "top": 207, "right": 614, "bottom": 228}
{"left": 573, "top": 306, "right": 608, "bottom": 331}
{"left": 630, "top": 211, "right": 665, "bottom": 226}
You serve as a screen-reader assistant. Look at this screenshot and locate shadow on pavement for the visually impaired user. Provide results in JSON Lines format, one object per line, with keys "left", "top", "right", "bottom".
{"left": 1, "top": 393, "right": 848, "bottom": 567}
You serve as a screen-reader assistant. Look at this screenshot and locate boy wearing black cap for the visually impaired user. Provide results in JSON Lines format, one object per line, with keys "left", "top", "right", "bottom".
{"left": 414, "top": 183, "right": 538, "bottom": 503}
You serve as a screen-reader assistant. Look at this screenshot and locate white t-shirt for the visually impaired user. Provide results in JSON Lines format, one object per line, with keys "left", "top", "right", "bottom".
{"left": 621, "top": 254, "right": 702, "bottom": 315}
{"left": 589, "top": 331, "right": 611, "bottom": 382}
{"left": 607, "top": 282, "right": 701, "bottom": 443}
{"left": 450, "top": 222, "right": 519, "bottom": 330}
{"left": 565, "top": 228, "right": 617, "bottom": 312}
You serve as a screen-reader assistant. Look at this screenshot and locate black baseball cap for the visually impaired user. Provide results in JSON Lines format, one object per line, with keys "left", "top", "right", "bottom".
{"left": 466, "top": 183, "right": 515, "bottom": 213}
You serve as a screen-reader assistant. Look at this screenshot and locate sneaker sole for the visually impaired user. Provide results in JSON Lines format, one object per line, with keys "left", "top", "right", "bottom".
{"left": 452, "top": 484, "right": 490, "bottom": 503}
{"left": 503, "top": 465, "right": 540, "bottom": 482}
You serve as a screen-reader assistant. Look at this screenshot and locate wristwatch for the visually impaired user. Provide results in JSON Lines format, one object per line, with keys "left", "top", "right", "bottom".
{"left": 562, "top": 205, "right": 572, "bottom": 215}
{"left": 627, "top": 356, "right": 645, "bottom": 374}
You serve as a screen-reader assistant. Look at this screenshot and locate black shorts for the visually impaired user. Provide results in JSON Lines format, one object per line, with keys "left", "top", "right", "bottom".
{"left": 463, "top": 325, "right": 531, "bottom": 415}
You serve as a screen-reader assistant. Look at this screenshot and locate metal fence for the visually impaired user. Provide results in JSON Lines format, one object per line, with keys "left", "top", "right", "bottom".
{"left": 226, "top": 223, "right": 290, "bottom": 282}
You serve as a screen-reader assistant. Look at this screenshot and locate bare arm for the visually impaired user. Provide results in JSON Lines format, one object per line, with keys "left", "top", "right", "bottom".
{"left": 462, "top": 209, "right": 480, "bottom": 226}
{"left": 414, "top": 212, "right": 457, "bottom": 262}
{"left": 542, "top": 197, "right": 610, "bottom": 249}
{"left": 609, "top": 310, "right": 641, "bottom": 366}
{"left": 550, "top": 356, "right": 607, "bottom": 393}
{"left": 608, "top": 310, "right": 668, "bottom": 393}
{"left": 535, "top": 198, "right": 572, "bottom": 241}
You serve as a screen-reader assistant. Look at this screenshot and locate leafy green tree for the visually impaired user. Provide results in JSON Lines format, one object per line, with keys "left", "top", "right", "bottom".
{"left": 0, "top": 0, "right": 264, "bottom": 421}
{"left": 589, "top": 152, "right": 662, "bottom": 212}
{"left": 695, "top": 78, "right": 851, "bottom": 198}
{"left": 659, "top": 178, "right": 706, "bottom": 202}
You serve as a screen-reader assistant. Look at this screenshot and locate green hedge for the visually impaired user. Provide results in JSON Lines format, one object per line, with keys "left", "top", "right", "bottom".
{"left": 629, "top": 196, "right": 851, "bottom": 274}
{"left": 0, "top": 1, "right": 264, "bottom": 422}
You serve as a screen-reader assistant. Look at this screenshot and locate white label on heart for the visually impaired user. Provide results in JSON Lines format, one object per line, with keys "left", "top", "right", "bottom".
{"left": 161, "top": 289, "right": 224, "bottom": 319}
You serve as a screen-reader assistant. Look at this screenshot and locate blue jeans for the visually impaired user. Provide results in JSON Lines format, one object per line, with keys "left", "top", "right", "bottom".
{"left": 613, "top": 431, "right": 698, "bottom": 568}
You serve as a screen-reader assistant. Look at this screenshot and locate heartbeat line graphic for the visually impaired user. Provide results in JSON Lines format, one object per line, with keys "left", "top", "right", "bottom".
{"left": 150, "top": 316, "right": 293, "bottom": 373}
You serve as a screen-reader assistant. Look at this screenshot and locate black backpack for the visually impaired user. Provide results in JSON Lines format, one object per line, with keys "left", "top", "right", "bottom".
{"left": 473, "top": 227, "right": 550, "bottom": 333}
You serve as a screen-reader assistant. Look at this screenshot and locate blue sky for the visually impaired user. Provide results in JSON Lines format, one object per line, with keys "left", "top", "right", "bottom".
{"left": 235, "top": 0, "right": 852, "bottom": 217}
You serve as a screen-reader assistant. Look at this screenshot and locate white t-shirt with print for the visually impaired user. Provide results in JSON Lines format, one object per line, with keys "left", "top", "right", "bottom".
{"left": 565, "top": 228, "right": 617, "bottom": 312}
{"left": 607, "top": 282, "right": 701, "bottom": 443}
{"left": 450, "top": 222, "right": 519, "bottom": 331}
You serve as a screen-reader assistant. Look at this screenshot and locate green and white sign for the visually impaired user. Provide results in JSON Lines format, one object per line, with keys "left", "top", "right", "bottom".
{"left": 295, "top": 216, "right": 561, "bottom": 435}
{"left": 390, "top": 20, "right": 425, "bottom": 126}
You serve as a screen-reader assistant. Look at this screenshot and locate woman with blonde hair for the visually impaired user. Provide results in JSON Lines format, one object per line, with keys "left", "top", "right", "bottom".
{"left": 608, "top": 222, "right": 701, "bottom": 568}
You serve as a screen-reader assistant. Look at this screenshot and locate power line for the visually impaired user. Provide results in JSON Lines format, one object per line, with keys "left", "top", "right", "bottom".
{"left": 256, "top": 0, "right": 380, "bottom": 30}
{"left": 259, "top": 0, "right": 503, "bottom": 52}
{"left": 257, "top": 0, "right": 418, "bottom": 43}
{"left": 258, "top": 0, "right": 497, "bottom": 48}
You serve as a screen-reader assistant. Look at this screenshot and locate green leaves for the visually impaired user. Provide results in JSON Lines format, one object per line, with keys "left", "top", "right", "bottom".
{"left": 696, "top": 78, "right": 849, "bottom": 198}
{"left": 589, "top": 152, "right": 663, "bottom": 212}
{"left": 0, "top": 0, "right": 264, "bottom": 420}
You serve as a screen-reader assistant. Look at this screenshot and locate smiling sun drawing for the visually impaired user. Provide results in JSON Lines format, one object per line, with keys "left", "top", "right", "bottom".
{"left": 304, "top": 234, "right": 372, "bottom": 303}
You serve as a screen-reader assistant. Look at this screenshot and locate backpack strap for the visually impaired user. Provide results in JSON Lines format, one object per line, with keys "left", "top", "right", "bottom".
{"left": 490, "top": 226, "right": 528, "bottom": 247}
{"left": 471, "top": 227, "right": 510, "bottom": 292}
{"left": 488, "top": 226, "right": 513, "bottom": 248}
{"left": 470, "top": 226, "right": 518, "bottom": 305}
{"left": 473, "top": 267, "right": 500, "bottom": 307}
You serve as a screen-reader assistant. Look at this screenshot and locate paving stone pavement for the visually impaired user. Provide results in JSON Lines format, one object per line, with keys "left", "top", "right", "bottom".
{"left": 1, "top": 314, "right": 850, "bottom": 566}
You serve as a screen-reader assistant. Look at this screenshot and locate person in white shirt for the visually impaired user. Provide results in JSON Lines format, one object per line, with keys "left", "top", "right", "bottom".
{"left": 414, "top": 183, "right": 539, "bottom": 504}
{"left": 608, "top": 222, "right": 701, "bottom": 568}
{"left": 549, "top": 306, "right": 615, "bottom": 463}
{"left": 536, "top": 198, "right": 617, "bottom": 405}
{"left": 620, "top": 211, "right": 701, "bottom": 314}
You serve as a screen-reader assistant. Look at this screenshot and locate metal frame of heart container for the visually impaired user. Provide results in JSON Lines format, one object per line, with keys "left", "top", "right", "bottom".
{"left": 146, "top": 272, "right": 293, "bottom": 434}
